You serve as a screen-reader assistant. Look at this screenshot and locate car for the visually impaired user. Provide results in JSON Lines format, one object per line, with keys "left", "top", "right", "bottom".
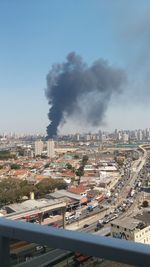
{"left": 103, "top": 218, "right": 111, "bottom": 224}
{"left": 83, "top": 224, "right": 89, "bottom": 228}
{"left": 68, "top": 214, "right": 75, "bottom": 220}
{"left": 95, "top": 224, "right": 104, "bottom": 232}
{"left": 96, "top": 222, "right": 104, "bottom": 228}
{"left": 36, "top": 245, "right": 43, "bottom": 251}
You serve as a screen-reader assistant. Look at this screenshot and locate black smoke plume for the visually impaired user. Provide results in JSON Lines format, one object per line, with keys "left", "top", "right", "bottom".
{"left": 45, "top": 52, "right": 126, "bottom": 137}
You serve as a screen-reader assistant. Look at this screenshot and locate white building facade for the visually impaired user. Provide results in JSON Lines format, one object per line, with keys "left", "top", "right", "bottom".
{"left": 111, "top": 217, "right": 150, "bottom": 244}
{"left": 47, "top": 139, "right": 55, "bottom": 158}
{"left": 35, "top": 140, "right": 44, "bottom": 156}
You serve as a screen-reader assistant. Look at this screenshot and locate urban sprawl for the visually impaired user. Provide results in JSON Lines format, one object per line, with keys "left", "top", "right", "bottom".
{"left": 0, "top": 129, "right": 150, "bottom": 266}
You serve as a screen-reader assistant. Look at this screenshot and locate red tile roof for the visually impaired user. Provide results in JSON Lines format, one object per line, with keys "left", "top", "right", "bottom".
{"left": 68, "top": 185, "right": 86, "bottom": 194}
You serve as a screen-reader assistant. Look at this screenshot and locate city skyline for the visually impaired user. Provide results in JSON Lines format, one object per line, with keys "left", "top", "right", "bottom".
{"left": 1, "top": 1, "right": 150, "bottom": 134}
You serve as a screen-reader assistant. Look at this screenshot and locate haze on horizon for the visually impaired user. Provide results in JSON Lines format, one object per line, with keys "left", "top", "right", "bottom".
{"left": 0, "top": 1, "right": 150, "bottom": 135}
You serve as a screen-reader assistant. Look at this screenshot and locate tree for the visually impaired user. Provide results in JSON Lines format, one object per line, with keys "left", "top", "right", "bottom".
{"left": 10, "top": 164, "right": 21, "bottom": 170}
{"left": 36, "top": 178, "right": 55, "bottom": 196}
{"left": 54, "top": 179, "right": 67, "bottom": 190}
{"left": 0, "top": 178, "right": 22, "bottom": 205}
{"left": 0, "top": 151, "right": 16, "bottom": 160}
{"left": 142, "top": 200, "right": 149, "bottom": 207}
{"left": 71, "top": 177, "right": 75, "bottom": 184}
{"left": 116, "top": 158, "right": 124, "bottom": 167}
{"left": 66, "top": 163, "right": 75, "bottom": 173}
{"left": 74, "top": 155, "right": 88, "bottom": 185}
{"left": 44, "top": 163, "right": 50, "bottom": 168}
{"left": 74, "top": 154, "right": 79, "bottom": 159}
{"left": 35, "top": 178, "right": 67, "bottom": 197}
{"left": 66, "top": 163, "right": 73, "bottom": 170}
{"left": 82, "top": 155, "right": 89, "bottom": 166}
{"left": 18, "top": 148, "right": 24, "bottom": 156}
{"left": 76, "top": 166, "right": 84, "bottom": 185}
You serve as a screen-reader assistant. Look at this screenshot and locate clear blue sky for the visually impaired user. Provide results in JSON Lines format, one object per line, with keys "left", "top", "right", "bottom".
{"left": 1, "top": 0, "right": 150, "bottom": 134}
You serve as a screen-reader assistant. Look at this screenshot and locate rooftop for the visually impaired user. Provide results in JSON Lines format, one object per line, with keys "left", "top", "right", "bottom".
{"left": 112, "top": 217, "right": 143, "bottom": 231}
{"left": 47, "top": 189, "right": 82, "bottom": 201}
{"left": 135, "top": 210, "right": 150, "bottom": 225}
{"left": 5, "top": 198, "right": 65, "bottom": 213}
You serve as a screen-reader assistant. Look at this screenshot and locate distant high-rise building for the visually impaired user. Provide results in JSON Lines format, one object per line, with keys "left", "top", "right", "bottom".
{"left": 117, "top": 131, "right": 122, "bottom": 141}
{"left": 137, "top": 130, "right": 143, "bottom": 141}
{"left": 35, "top": 140, "right": 43, "bottom": 156}
{"left": 76, "top": 133, "right": 80, "bottom": 141}
{"left": 47, "top": 139, "right": 55, "bottom": 158}
{"left": 85, "top": 134, "right": 91, "bottom": 141}
{"left": 122, "top": 133, "right": 129, "bottom": 143}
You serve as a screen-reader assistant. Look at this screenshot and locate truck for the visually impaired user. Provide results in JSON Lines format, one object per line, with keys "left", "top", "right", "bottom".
{"left": 74, "top": 210, "right": 82, "bottom": 219}
{"left": 130, "top": 189, "right": 135, "bottom": 197}
{"left": 87, "top": 201, "right": 98, "bottom": 212}
{"left": 105, "top": 191, "right": 111, "bottom": 198}
{"left": 95, "top": 194, "right": 105, "bottom": 203}
{"left": 65, "top": 212, "right": 75, "bottom": 221}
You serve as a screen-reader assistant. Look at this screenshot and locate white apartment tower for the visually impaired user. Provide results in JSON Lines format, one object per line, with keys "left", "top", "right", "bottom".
{"left": 35, "top": 140, "right": 44, "bottom": 156}
{"left": 47, "top": 139, "right": 55, "bottom": 158}
{"left": 122, "top": 133, "right": 129, "bottom": 143}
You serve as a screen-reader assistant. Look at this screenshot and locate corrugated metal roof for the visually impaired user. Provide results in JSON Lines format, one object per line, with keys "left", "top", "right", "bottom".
{"left": 5, "top": 198, "right": 63, "bottom": 213}
{"left": 47, "top": 189, "right": 81, "bottom": 201}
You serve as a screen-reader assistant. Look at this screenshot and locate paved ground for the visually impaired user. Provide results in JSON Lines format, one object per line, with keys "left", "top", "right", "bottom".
{"left": 66, "top": 208, "right": 108, "bottom": 231}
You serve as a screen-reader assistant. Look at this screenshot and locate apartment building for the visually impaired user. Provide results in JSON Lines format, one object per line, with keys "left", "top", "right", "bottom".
{"left": 111, "top": 217, "right": 150, "bottom": 244}
{"left": 47, "top": 139, "right": 55, "bottom": 158}
{"left": 35, "top": 140, "right": 44, "bottom": 156}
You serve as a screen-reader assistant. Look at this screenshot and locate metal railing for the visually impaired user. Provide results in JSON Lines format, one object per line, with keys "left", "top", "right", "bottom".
{"left": 0, "top": 218, "right": 150, "bottom": 266}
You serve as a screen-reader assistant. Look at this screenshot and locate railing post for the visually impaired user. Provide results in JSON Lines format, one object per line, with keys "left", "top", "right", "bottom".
{"left": 0, "top": 236, "right": 10, "bottom": 266}
{"left": 61, "top": 207, "right": 66, "bottom": 229}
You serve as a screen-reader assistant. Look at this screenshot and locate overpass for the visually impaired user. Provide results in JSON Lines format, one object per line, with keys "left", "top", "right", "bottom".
{"left": 5, "top": 200, "right": 66, "bottom": 228}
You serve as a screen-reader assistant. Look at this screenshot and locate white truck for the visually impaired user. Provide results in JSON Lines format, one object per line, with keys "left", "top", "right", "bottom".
{"left": 130, "top": 189, "right": 135, "bottom": 197}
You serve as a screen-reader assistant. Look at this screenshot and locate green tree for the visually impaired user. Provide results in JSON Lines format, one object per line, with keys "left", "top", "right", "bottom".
{"left": 0, "top": 178, "right": 21, "bottom": 205}
{"left": 66, "top": 163, "right": 75, "bottom": 173}
{"left": 82, "top": 155, "right": 89, "bottom": 166}
{"left": 0, "top": 151, "right": 16, "bottom": 160}
{"left": 66, "top": 163, "right": 73, "bottom": 170}
{"left": 74, "top": 154, "right": 79, "bottom": 159}
{"left": 116, "top": 158, "right": 124, "bottom": 167}
{"left": 18, "top": 149, "right": 24, "bottom": 156}
{"left": 10, "top": 164, "right": 21, "bottom": 170}
{"left": 54, "top": 179, "right": 67, "bottom": 190}
{"left": 142, "top": 200, "right": 149, "bottom": 207}
{"left": 35, "top": 178, "right": 55, "bottom": 196}
{"left": 71, "top": 177, "right": 75, "bottom": 184}
{"left": 36, "top": 178, "right": 67, "bottom": 197}
{"left": 76, "top": 166, "right": 84, "bottom": 185}
{"left": 44, "top": 163, "right": 50, "bottom": 168}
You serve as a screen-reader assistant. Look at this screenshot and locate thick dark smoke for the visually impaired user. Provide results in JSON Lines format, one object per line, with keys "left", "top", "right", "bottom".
{"left": 45, "top": 52, "right": 126, "bottom": 137}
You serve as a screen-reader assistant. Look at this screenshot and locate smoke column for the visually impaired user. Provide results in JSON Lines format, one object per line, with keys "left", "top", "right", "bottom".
{"left": 45, "top": 52, "right": 126, "bottom": 138}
